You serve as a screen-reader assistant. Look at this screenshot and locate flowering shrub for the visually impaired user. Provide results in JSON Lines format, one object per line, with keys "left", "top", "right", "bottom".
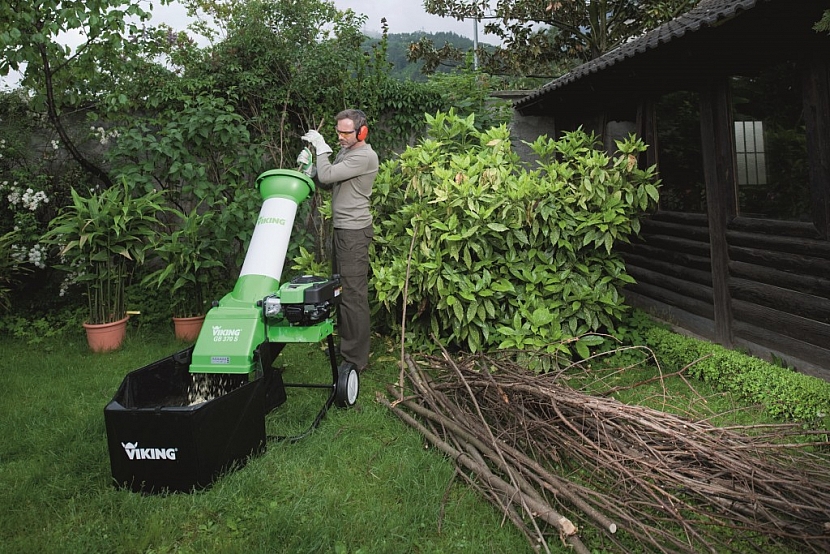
{"left": 1, "top": 179, "right": 50, "bottom": 269}
{"left": 0, "top": 92, "right": 62, "bottom": 278}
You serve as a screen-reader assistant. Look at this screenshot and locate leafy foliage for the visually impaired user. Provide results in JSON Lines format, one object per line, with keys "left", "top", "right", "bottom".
{"left": 416, "top": 0, "right": 699, "bottom": 76}
{"left": 0, "top": 0, "right": 164, "bottom": 186}
{"left": 105, "top": 92, "right": 264, "bottom": 271}
{"left": 816, "top": 9, "right": 830, "bottom": 33}
{"left": 370, "top": 110, "right": 660, "bottom": 358}
{"left": 141, "top": 207, "right": 230, "bottom": 318}
{"left": 644, "top": 325, "right": 830, "bottom": 425}
{"left": 42, "top": 181, "right": 169, "bottom": 324}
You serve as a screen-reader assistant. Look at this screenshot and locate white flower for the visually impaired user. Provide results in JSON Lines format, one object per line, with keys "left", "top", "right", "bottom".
{"left": 28, "top": 244, "right": 46, "bottom": 269}
{"left": 21, "top": 188, "right": 49, "bottom": 211}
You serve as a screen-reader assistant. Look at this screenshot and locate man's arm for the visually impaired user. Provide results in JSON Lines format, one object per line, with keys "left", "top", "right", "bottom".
{"left": 316, "top": 149, "right": 371, "bottom": 184}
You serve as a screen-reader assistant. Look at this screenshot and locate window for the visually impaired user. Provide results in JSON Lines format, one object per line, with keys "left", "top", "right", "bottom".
{"left": 734, "top": 120, "right": 767, "bottom": 187}
{"left": 731, "top": 62, "right": 810, "bottom": 221}
{"left": 655, "top": 91, "right": 706, "bottom": 213}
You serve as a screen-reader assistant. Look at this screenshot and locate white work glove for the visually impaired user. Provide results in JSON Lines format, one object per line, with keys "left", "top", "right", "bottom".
{"left": 296, "top": 146, "right": 311, "bottom": 166}
{"left": 295, "top": 147, "right": 315, "bottom": 177}
{"left": 301, "top": 129, "right": 333, "bottom": 156}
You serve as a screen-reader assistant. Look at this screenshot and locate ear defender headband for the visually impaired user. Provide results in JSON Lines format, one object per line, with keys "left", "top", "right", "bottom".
{"left": 354, "top": 109, "right": 369, "bottom": 141}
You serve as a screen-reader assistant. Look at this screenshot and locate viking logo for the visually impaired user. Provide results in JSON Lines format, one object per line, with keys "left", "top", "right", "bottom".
{"left": 122, "top": 442, "right": 178, "bottom": 461}
{"left": 257, "top": 216, "right": 287, "bottom": 226}
{"left": 212, "top": 326, "right": 241, "bottom": 337}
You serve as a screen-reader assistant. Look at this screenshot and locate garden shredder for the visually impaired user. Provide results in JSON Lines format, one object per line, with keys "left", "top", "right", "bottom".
{"left": 103, "top": 167, "right": 359, "bottom": 493}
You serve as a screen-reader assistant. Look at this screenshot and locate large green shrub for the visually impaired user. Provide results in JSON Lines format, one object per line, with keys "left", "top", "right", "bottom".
{"left": 370, "top": 110, "right": 660, "bottom": 356}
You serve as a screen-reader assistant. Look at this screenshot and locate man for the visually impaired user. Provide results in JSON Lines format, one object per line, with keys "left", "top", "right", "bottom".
{"left": 300, "top": 109, "right": 378, "bottom": 371}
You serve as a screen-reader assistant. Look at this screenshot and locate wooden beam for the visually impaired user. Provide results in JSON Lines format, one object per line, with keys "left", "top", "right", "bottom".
{"left": 624, "top": 282, "right": 714, "bottom": 320}
{"left": 729, "top": 260, "right": 830, "bottom": 300}
{"left": 802, "top": 51, "right": 830, "bottom": 239}
{"left": 729, "top": 278, "right": 830, "bottom": 324}
{"left": 624, "top": 253, "right": 713, "bottom": 286}
{"left": 699, "top": 79, "right": 735, "bottom": 346}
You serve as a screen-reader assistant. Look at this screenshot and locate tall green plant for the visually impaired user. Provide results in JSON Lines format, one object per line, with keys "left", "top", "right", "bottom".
{"left": 371, "top": 111, "right": 660, "bottom": 359}
{"left": 142, "top": 207, "right": 229, "bottom": 318}
{"left": 42, "top": 180, "right": 168, "bottom": 324}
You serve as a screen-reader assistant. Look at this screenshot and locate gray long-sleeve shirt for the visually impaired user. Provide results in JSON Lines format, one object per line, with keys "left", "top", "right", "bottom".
{"left": 316, "top": 143, "right": 378, "bottom": 230}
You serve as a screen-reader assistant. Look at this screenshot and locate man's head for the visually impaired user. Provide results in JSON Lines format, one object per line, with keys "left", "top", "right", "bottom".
{"left": 335, "top": 109, "right": 368, "bottom": 149}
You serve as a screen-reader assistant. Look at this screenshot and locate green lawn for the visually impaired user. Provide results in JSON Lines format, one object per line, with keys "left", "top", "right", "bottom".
{"left": 3, "top": 323, "right": 825, "bottom": 553}
{"left": 0, "top": 326, "right": 532, "bottom": 554}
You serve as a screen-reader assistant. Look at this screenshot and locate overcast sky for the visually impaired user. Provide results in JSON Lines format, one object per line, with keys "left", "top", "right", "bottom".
{"left": 0, "top": 1, "right": 483, "bottom": 90}
{"left": 145, "top": 0, "right": 480, "bottom": 39}
{"left": 331, "top": 0, "right": 478, "bottom": 39}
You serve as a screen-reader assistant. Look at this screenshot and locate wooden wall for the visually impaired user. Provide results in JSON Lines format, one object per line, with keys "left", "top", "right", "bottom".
{"left": 619, "top": 212, "right": 830, "bottom": 379}
{"left": 511, "top": 21, "right": 830, "bottom": 378}
{"left": 727, "top": 218, "right": 830, "bottom": 376}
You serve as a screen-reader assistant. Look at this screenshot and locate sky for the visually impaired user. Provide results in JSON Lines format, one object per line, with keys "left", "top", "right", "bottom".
{"left": 1, "top": 1, "right": 483, "bottom": 90}
{"left": 330, "top": 0, "right": 479, "bottom": 39}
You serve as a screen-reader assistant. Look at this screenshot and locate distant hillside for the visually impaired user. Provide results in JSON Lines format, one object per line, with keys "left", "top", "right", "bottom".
{"left": 362, "top": 32, "right": 493, "bottom": 81}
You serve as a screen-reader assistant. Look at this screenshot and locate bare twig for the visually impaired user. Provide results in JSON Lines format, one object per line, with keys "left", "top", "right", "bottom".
{"left": 382, "top": 348, "right": 830, "bottom": 553}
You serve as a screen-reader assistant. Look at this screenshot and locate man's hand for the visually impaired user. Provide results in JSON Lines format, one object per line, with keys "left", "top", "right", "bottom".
{"left": 296, "top": 147, "right": 311, "bottom": 166}
{"left": 301, "top": 130, "right": 333, "bottom": 156}
{"left": 296, "top": 147, "right": 315, "bottom": 177}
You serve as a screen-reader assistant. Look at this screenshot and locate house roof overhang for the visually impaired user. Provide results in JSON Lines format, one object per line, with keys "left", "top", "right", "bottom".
{"left": 514, "top": 0, "right": 830, "bottom": 117}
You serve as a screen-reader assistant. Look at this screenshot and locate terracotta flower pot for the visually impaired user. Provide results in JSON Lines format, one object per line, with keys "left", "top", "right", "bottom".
{"left": 173, "top": 315, "right": 206, "bottom": 342}
{"left": 83, "top": 316, "right": 129, "bottom": 353}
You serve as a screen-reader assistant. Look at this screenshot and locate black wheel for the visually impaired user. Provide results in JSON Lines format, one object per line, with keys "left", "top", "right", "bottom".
{"left": 334, "top": 361, "right": 359, "bottom": 408}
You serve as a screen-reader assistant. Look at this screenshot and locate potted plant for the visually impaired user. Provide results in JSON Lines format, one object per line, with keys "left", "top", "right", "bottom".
{"left": 43, "top": 179, "right": 168, "bottom": 351}
{"left": 142, "top": 206, "right": 229, "bottom": 341}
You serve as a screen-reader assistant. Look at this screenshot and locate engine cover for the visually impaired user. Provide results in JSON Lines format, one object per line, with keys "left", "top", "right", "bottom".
{"left": 279, "top": 275, "right": 341, "bottom": 325}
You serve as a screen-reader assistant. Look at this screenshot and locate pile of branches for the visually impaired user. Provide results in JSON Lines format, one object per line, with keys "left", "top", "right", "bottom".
{"left": 381, "top": 347, "right": 830, "bottom": 553}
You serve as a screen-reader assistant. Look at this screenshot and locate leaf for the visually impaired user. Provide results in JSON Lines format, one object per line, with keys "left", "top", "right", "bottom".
{"left": 487, "top": 222, "right": 509, "bottom": 232}
{"left": 466, "top": 300, "right": 479, "bottom": 323}
{"left": 574, "top": 340, "right": 590, "bottom": 360}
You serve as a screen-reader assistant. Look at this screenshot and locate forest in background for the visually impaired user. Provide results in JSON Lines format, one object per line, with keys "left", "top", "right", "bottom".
{"left": 361, "top": 31, "right": 491, "bottom": 81}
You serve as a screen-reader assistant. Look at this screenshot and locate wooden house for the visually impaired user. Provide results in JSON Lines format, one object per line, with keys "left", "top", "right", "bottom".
{"left": 512, "top": 0, "right": 830, "bottom": 379}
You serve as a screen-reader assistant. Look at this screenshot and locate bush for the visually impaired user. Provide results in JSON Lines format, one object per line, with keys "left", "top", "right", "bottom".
{"left": 370, "top": 110, "right": 660, "bottom": 357}
{"left": 644, "top": 325, "right": 830, "bottom": 424}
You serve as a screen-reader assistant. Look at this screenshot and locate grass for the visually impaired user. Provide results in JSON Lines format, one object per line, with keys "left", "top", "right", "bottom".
{"left": 577, "top": 348, "right": 783, "bottom": 428}
{"left": 1, "top": 324, "right": 823, "bottom": 553}
{"left": 0, "top": 324, "right": 531, "bottom": 554}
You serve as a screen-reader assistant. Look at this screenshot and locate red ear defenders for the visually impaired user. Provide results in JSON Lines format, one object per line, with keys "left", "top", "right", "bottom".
{"left": 354, "top": 109, "right": 369, "bottom": 141}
